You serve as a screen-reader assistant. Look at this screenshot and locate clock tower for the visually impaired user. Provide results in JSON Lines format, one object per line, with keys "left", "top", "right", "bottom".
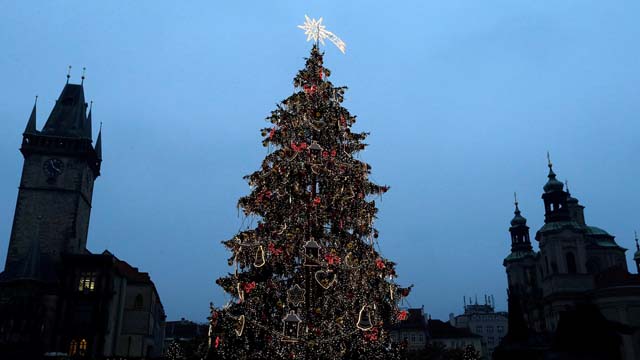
{"left": 2, "top": 81, "right": 102, "bottom": 282}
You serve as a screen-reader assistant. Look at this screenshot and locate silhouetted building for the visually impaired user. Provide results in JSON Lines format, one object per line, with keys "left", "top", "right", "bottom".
{"left": 164, "top": 318, "right": 208, "bottom": 352}
{"left": 0, "top": 80, "right": 165, "bottom": 358}
{"left": 496, "top": 158, "right": 640, "bottom": 359}
{"left": 389, "top": 307, "right": 429, "bottom": 352}
{"left": 428, "top": 318, "right": 483, "bottom": 355}
{"left": 450, "top": 296, "right": 508, "bottom": 357}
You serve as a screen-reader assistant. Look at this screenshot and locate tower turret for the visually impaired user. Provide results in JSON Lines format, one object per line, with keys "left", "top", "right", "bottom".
{"left": 510, "top": 193, "right": 532, "bottom": 253}
{"left": 542, "top": 153, "right": 570, "bottom": 223}
{"left": 565, "top": 180, "right": 586, "bottom": 225}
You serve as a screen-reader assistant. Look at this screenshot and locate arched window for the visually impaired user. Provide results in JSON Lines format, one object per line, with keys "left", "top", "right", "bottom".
{"left": 566, "top": 252, "right": 577, "bottom": 274}
{"left": 69, "top": 339, "right": 78, "bottom": 355}
{"left": 134, "top": 294, "right": 143, "bottom": 309}
{"left": 79, "top": 339, "right": 87, "bottom": 356}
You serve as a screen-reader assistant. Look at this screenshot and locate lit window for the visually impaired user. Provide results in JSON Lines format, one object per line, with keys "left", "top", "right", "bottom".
{"left": 69, "top": 339, "right": 78, "bottom": 355}
{"left": 79, "top": 339, "right": 87, "bottom": 356}
{"left": 78, "top": 272, "right": 96, "bottom": 292}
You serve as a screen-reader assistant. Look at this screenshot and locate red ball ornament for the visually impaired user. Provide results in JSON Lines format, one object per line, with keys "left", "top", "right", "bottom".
{"left": 243, "top": 281, "right": 256, "bottom": 294}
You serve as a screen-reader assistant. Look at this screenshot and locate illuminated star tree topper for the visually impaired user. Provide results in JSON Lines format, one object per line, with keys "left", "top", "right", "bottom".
{"left": 297, "top": 15, "right": 347, "bottom": 54}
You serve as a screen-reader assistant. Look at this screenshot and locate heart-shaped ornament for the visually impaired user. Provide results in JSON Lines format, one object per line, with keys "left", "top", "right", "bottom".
{"left": 235, "top": 315, "right": 245, "bottom": 336}
{"left": 314, "top": 269, "right": 337, "bottom": 289}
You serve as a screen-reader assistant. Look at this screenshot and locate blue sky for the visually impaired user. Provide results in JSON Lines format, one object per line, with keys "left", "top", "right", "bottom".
{"left": 1, "top": 1, "right": 639, "bottom": 322}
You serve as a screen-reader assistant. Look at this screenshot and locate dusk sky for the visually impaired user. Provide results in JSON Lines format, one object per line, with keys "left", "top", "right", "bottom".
{"left": 1, "top": 1, "right": 640, "bottom": 323}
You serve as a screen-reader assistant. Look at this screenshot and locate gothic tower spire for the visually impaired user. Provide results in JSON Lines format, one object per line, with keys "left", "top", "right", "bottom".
{"left": 95, "top": 122, "right": 102, "bottom": 160}
{"left": 41, "top": 81, "right": 91, "bottom": 139}
{"left": 24, "top": 96, "right": 38, "bottom": 134}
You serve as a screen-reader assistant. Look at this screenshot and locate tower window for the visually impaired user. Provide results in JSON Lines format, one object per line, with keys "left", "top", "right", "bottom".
{"left": 79, "top": 339, "right": 87, "bottom": 356}
{"left": 78, "top": 272, "right": 96, "bottom": 292}
{"left": 69, "top": 339, "right": 78, "bottom": 355}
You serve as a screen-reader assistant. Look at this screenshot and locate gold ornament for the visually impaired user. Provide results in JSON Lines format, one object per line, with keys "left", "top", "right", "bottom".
{"left": 237, "top": 283, "right": 245, "bottom": 302}
{"left": 287, "top": 284, "right": 305, "bottom": 306}
{"left": 282, "top": 310, "right": 302, "bottom": 342}
{"left": 235, "top": 315, "right": 245, "bottom": 336}
{"left": 254, "top": 245, "right": 266, "bottom": 267}
{"left": 314, "top": 269, "right": 337, "bottom": 289}
{"left": 303, "top": 239, "right": 321, "bottom": 267}
{"left": 356, "top": 305, "right": 373, "bottom": 331}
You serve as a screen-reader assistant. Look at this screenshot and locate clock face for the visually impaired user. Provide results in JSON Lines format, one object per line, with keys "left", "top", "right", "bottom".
{"left": 43, "top": 158, "right": 64, "bottom": 178}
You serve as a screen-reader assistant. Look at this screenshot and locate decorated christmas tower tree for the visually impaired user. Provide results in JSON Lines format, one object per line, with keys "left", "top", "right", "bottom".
{"left": 208, "top": 17, "right": 411, "bottom": 359}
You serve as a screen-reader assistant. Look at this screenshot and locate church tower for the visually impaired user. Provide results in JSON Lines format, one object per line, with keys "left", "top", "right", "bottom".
{"left": 509, "top": 194, "right": 533, "bottom": 254}
{"left": 2, "top": 78, "right": 101, "bottom": 282}
{"left": 504, "top": 195, "right": 536, "bottom": 289}
{"left": 541, "top": 154, "right": 569, "bottom": 223}
{"left": 503, "top": 195, "right": 543, "bottom": 331}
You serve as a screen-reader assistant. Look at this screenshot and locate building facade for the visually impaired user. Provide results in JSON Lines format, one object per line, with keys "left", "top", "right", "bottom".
{"left": 428, "top": 318, "right": 483, "bottom": 355}
{"left": 164, "top": 318, "right": 208, "bottom": 351}
{"left": 450, "top": 298, "right": 508, "bottom": 357}
{"left": 0, "top": 80, "right": 165, "bottom": 358}
{"left": 499, "top": 159, "right": 640, "bottom": 359}
{"left": 389, "top": 308, "right": 429, "bottom": 352}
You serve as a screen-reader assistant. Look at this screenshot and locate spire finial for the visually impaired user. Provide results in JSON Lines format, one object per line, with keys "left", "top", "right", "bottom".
{"left": 25, "top": 95, "right": 38, "bottom": 134}
{"left": 635, "top": 231, "right": 639, "bottom": 251}
{"left": 546, "top": 151, "right": 558, "bottom": 180}
{"left": 81, "top": 67, "right": 86, "bottom": 85}
{"left": 89, "top": 100, "right": 93, "bottom": 112}
{"left": 66, "top": 65, "right": 72, "bottom": 84}
{"left": 514, "top": 192, "right": 520, "bottom": 213}
{"left": 565, "top": 179, "right": 570, "bottom": 193}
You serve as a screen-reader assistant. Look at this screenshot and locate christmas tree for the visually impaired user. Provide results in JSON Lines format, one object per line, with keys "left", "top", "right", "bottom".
{"left": 209, "top": 45, "right": 410, "bottom": 359}
{"left": 165, "top": 340, "right": 185, "bottom": 360}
